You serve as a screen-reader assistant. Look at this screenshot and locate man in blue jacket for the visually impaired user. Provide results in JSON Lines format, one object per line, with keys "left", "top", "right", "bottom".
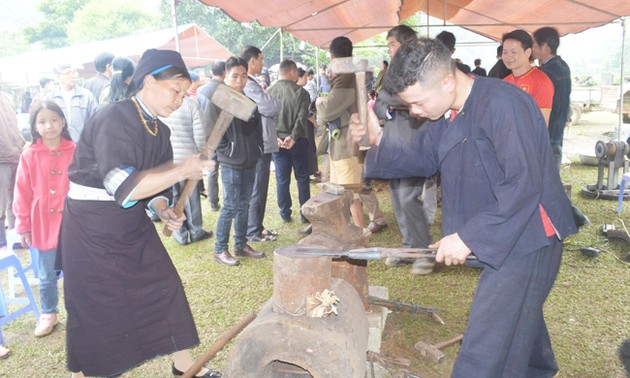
{"left": 351, "top": 38, "right": 577, "bottom": 377}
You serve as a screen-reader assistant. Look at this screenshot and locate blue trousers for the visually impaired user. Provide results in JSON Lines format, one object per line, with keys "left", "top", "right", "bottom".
{"left": 215, "top": 165, "right": 256, "bottom": 252}
{"left": 33, "top": 247, "right": 60, "bottom": 314}
{"left": 273, "top": 138, "right": 311, "bottom": 221}
{"left": 453, "top": 237, "right": 562, "bottom": 378}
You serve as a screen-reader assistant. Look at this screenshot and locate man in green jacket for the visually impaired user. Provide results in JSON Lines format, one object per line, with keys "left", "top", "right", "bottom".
{"left": 267, "top": 60, "right": 311, "bottom": 223}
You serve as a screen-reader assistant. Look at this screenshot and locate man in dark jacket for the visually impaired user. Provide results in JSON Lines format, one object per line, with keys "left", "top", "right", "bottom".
{"left": 267, "top": 60, "right": 311, "bottom": 225}
{"left": 488, "top": 45, "right": 512, "bottom": 79}
{"left": 211, "top": 57, "right": 265, "bottom": 266}
{"left": 352, "top": 38, "right": 577, "bottom": 377}
{"left": 533, "top": 26, "right": 572, "bottom": 170}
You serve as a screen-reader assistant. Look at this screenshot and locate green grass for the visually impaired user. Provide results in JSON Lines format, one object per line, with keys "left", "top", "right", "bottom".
{"left": 2, "top": 118, "right": 630, "bottom": 377}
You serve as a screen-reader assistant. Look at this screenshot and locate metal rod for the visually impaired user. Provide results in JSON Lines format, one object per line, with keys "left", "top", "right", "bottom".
{"left": 287, "top": 20, "right": 619, "bottom": 32}
{"left": 617, "top": 17, "right": 627, "bottom": 141}
{"left": 261, "top": 27, "right": 281, "bottom": 51}
{"left": 280, "top": 28, "right": 284, "bottom": 62}
{"left": 170, "top": 0, "right": 180, "bottom": 52}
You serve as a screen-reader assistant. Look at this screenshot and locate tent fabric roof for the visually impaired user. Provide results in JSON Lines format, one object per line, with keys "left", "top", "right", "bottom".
{"left": 0, "top": 24, "right": 233, "bottom": 87}
{"left": 199, "top": 0, "right": 630, "bottom": 48}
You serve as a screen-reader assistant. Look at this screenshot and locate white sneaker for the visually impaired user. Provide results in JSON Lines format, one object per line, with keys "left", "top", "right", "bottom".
{"left": 34, "top": 313, "right": 59, "bottom": 337}
{"left": 0, "top": 345, "right": 10, "bottom": 359}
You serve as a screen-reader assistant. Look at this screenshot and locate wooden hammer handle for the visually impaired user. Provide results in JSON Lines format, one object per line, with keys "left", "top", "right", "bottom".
{"left": 163, "top": 111, "right": 235, "bottom": 236}
{"left": 434, "top": 334, "right": 464, "bottom": 350}
{"left": 162, "top": 179, "right": 198, "bottom": 237}
{"left": 352, "top": 71, "right": 368, "bottom": 157}
{"left": 182, "top": 312, "right": 257, "bottom": 378}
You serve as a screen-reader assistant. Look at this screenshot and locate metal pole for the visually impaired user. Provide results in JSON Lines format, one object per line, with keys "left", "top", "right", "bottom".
{"left": 316, "top": 46, "right": 320, "bottom": 88}
{"left": 618, "top": 17, "right": 627, "bottom": 140}
{"left": 280, "top": 28, "right": 284, "bottom": 62}
{"left": 261, "top": 28, "right": 281, "bottom": 51}
{"left": 426, "top": 9, "right": 430, "bottom": 37}
{"left": 170, "top": 0, "right": 180, "bottom": 52}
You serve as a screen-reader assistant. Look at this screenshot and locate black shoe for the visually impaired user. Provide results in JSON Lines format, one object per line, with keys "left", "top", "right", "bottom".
{"left": 172, "top": 363, "right": 222, "bottom": 377}
{"left": 281, "top": 216, "right": 293, "bottom": 223}
{"left": 191, "top": 230, "right": 213, "bottom": 243}
{"left": 210, "top": 202, "right": 221, "bottom": 212}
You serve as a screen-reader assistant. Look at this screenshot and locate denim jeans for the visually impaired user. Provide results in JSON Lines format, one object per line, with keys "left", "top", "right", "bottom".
{"left": 272, "top": 138, "right": 311, "bottom": 221}
{"left": 33, "top": 247, "right": 59, "bottom": 314}
{"left": 207, "top": 157, "right": 220, "bottom": 205}
{"left": 214, "top": 165, "right": 256, "bottom": 252}
{"left": 246, "top": 153, "right": 272, "bottom": 238}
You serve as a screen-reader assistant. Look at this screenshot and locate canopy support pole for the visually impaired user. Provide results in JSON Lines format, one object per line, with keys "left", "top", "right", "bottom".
{"left": 280, "top": 28, "right": 284, "bottom": 62}
{"left": 617, "top": 17, "right": 627, "bottom": 140}
{"left": 261, "top": 28, "right": 281, "bottom": 51}
{"left": 170, "top": 0, "right": 180, "bottom": 52}
{"left": 316, "top": 46, "right": 320, "bottom": 88}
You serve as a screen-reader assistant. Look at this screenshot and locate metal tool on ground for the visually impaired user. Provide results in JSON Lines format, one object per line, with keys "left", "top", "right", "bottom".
{"left": 415, "top": 334, "right": 464, "bottom": 363}
{"left": 292, "top": 246, "right": 477, "bottom": 262}
{"left": 330, "top": 57, "right": 371, "bottom": 157}
{"left": 368, "top": 296, "right": 445, "bottom": 325}
{"left": 367, "top": 351, "right": 410, "bottom": 367}
{"left": 164, "top": 84, "right": 256, "bottom": 236}
{"left": 182, "top": 312, "right": 257, "bottom": 378}
{"left": 395, "top": 369, "right": 422, "bottom": 378}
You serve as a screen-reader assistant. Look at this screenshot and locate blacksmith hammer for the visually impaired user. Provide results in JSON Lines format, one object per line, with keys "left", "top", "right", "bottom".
{"left": 415, "top": 334, "right": 464, "bottom": 363}
{"left": 163, "top": 83, "right": 257, "bottom": 236}
{"left": 330, "top": 57, "right": 371, "bottom": 157}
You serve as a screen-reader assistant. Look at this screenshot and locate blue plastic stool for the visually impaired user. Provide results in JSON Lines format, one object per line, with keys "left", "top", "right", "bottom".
{"left": 0, "top": 251, "right": 41, "bottom": 345}
{"left": 617, "top": 172, "right": 630, "bottom": 212}
{"left": 6, "top": 230, "right": 39, "bottom": 280}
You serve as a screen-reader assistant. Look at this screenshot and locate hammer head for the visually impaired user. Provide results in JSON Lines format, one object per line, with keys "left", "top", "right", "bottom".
{"left": 317, "top": 182, "right": 345, "bottom": 195}
{"left": 414, "top": 341, "right": 445, "bottom": 363}
{"left": 330, "top": 57, "right": 370, "bottom": 74}
{"left": 210, "top": 83, "right": 257, "bottom": 121}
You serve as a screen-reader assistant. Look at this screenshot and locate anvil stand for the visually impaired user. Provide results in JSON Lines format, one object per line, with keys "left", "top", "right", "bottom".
{"left": 298, "top": 189, "right": 391, "bottom": 358}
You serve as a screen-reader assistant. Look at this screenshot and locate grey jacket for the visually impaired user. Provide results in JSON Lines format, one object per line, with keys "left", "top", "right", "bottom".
{"left": 0, "top": 92, "right": 24, "bottom": 163}
{"left": 160, "top": 96, "right": 206, "bottom": 164}
{"left": 48, "top": 86, "right": 98, "bottom": 142}
{"left": 244, "top": 75, "right": 280, "bottom": 154}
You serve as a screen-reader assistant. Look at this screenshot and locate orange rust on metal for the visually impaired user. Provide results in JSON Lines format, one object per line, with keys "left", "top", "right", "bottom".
{"left": 332, "top": 258, "right": 369, "bottom": 309}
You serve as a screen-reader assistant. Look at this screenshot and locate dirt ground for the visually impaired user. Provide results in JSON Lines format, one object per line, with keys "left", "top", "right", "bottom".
{"left": 562, "top": 109, "right": 627, "bottom": 159}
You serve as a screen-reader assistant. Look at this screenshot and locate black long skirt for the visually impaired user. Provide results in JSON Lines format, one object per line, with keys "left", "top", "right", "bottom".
{"left": 58, "top": 198, "right": 199, "bottom": 376}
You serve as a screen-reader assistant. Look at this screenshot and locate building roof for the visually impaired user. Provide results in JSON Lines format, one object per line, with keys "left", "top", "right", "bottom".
{"left": 0, "top": 24, "right": 233, "bottom": 87}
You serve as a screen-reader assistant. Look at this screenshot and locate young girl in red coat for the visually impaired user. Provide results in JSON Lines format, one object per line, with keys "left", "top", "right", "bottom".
{"left": 13, "top": 100, "right": 75, "bottom": 337}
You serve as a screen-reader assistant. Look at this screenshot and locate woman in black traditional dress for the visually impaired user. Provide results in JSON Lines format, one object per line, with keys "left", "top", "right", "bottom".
{"left": 59, "top": 49, "right": 220, "bottom": 378}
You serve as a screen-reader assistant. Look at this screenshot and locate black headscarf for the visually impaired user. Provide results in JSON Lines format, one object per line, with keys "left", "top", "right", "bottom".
{"left": 131, "top": 49, "right": 188, "bottom": 89}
